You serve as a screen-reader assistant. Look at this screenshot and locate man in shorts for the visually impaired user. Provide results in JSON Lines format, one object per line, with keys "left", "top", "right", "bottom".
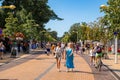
{"left": 95, "top": 43, "right": 103, "bottom": 66}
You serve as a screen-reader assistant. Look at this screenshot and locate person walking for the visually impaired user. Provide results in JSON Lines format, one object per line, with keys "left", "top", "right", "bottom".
{"left": 89, "top": 47, "right": 96, "bottom": 66}
{"left": 0, "top": 41, "right": 5, "bottom": 59}
{"left": 11, "top": 41, "right": 18, "bottom": 58}
{"left": 45, "top": 42, "right": 51, "bottom": 55}
{"left": 75, "top": 43, "right": 80, "bottom": 54}
{"left": 61, "top": 42, "right": 65, "bottom": 59}
{"left": 51, "top": 43, "right": 56, "bottom": 56}
{"left": 65, "top": 42, "right": 74, "bottom": 72}
{"left": 55, "top": 42, "right": 62, "bottom": 72}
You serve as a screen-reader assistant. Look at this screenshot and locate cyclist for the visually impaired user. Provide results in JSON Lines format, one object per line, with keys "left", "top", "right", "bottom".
{"left": 95, "top": 43, "right": 103, "bottom": 68}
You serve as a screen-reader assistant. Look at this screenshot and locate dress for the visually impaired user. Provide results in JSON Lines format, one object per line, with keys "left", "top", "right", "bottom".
{"left": 55, "top": 47, "right": 62, "bottom": 60}
{"left": 89, "top": 49, "right": 96, "bottom": 56}
{"left": 66, "top": 48, "right": 74, "bottom": 68}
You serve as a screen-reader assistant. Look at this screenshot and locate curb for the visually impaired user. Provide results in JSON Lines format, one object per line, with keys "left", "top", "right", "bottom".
{"left": 104, "top": 65, "right": 120, "bottom": 80}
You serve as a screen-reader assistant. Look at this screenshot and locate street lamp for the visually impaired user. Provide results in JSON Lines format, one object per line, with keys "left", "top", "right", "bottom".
{"left": 100, "top": 4, "right": 107, "bottom": 9}
{"left": 100, "top": 4, "right": 118, "bottom": 64}
{"left": 114, "top": 32, "right": 118, "bottom": 64}
{"left": 9, "top": 5, "right": 16, "bottom": 9}
{"left": 0, "top": 5, "right": 16, "bottom": 9}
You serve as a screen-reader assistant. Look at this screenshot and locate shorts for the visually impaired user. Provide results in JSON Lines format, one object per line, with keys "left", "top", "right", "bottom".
{"left": 55, "top": 53, "right": 62, "bottom": 60}
{"left": 96, "top": 53, "right": 103, "bottom": 58}
{"left": 0, "top": 49, "right": 3, "bottom": 52}
{"left": 46, "top": 48, "right": 50, "bottom": 52}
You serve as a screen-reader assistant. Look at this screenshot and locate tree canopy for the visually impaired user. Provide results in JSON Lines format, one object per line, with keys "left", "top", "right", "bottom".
{"left": 0, "top": 0, "right": 62, "bottom": 41}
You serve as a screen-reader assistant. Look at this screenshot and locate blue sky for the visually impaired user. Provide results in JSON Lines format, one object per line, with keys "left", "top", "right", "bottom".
{"left": 0, "top": 1, "right": 2, "bottom": 6}
{"left": 46, "top": 0, "right": 107, "bottom": 37}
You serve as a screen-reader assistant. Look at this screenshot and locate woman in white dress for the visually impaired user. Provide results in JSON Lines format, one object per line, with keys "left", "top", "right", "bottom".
{"left": 89, "top": 47, "right": 96, "bottom": 65}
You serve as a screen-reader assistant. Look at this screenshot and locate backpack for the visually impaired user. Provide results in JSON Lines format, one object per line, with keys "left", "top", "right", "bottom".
{"left": 96, "top": 46, "right": 102, "bottom": 53}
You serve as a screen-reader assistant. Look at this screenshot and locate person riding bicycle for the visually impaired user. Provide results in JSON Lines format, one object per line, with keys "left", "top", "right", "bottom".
{"left": 95, "top": 43, "right": 103, "bottom": 67}
{"left": 96, "top": 43, "right": 102, "bottom": 57}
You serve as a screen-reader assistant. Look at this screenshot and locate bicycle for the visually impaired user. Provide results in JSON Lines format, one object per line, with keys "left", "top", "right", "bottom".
{"left": 95, "top": 53, "right": 103, "bottom": 71}
{"left": 96, "top": 58, "right": 103, "bottom": 71}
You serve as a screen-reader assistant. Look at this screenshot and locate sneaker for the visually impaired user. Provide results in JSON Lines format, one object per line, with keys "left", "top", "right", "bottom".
{"left": 57, "top": 69, "right": 61, "bottom": 72}
{"left": 93, "top": 63, "right": 96, "bottom": 66}
{"left": 66, "top": 70, "right": 69, "bottom": 72}
{"left": 54, "top": 55, "right": 56, "bottom": 58}
{"left": 0, "top": 57, "right": 3, "bottom": 60}
{"left": 71, "top": 69, "right": 73, "bottom": 72}
{"left": 90, "top": 63, "right": 92, "bottom": 66}
{"left": 47, "top": 53, "right": 49, "bottom": 56}
{"left": 95, "top": 64, "right": 98, "bottom": 68}
{"left": 66, "top": 69, "right": 69, "bottom": 72}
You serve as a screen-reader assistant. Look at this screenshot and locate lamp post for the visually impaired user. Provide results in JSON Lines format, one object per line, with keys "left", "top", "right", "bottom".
{"left": 76, "top": 32, "right": 78, "bottom": 42}
{"left": 100, "top": 4, "right": 107, "bottom": 9}
{"left": 114, "top": 32, "right": 118, "bottom": 64}
{"left": 0, "top": 5, "right": 16, "bottom": 9}
{"left": 100, "top": 4, "right": 118, "bottom": 64}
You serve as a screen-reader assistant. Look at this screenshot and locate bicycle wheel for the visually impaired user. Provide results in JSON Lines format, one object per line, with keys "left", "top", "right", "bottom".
{"left": 98, "top": 60, "right": 102, "bottom": 71}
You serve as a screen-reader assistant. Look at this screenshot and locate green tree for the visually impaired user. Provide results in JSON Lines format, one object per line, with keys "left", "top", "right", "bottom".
{"left": 61, "top": 32, "right": 70, "bottom": 42}
{"left": 69, "top": 23, "right": 80, "bottom": 33}
{"left": 50, "top": 31, "right": 58, "bottom": 40}
{"left": 78, "top": 22, "right": 90, "bottom": 41}
{"left": 0, "top": 9, "right": 6, "bottom": 28}
{"left": 100, "top": 0, "right": 120, "bottom": 37}
{"left": 3, "top": 12, "right": 18, "bottom": 39}
{"left": 69, "top": 23, "right": 80, "bottom": 42}
{"left": 1, "top": 0, "right": 63, "bottom": 41}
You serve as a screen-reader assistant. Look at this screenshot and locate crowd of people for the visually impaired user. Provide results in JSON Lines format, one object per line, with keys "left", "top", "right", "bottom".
{"left": 44, "top": 41, "right": 106, "bottom": 72}
{"left": 0, "top": 37, "right": 107, "bottom": 72}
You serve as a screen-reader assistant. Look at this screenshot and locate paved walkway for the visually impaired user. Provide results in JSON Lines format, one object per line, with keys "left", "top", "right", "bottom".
{"left": 0, "top": 52, "right": 94, "bottom": 80}
{"left": 102, "top": 54, "right": 120, "bottom": 80}
{"left": 38, "top": 54, "right": 94, "bottom": 80}
{"left": 0, "top": 50, "right": 119, "bottom": 80}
